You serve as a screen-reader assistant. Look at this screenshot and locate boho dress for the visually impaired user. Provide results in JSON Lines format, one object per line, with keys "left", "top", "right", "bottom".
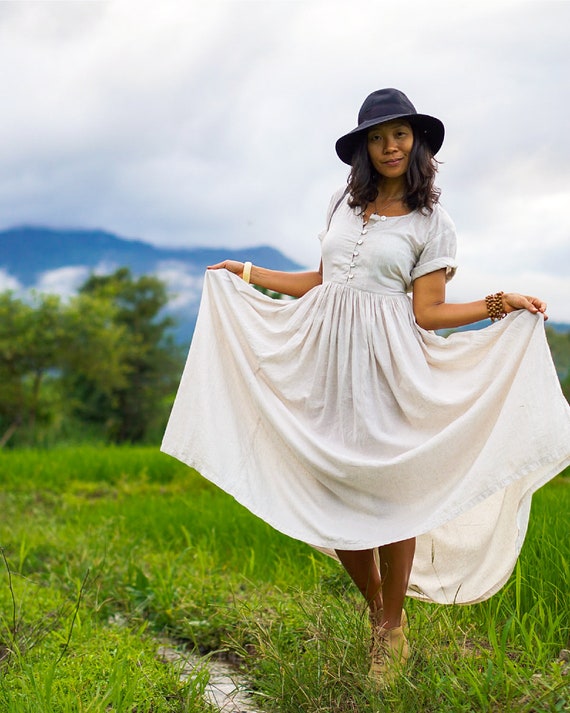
{"left": 161, "top": 188, "right": 570, "bottom": 605}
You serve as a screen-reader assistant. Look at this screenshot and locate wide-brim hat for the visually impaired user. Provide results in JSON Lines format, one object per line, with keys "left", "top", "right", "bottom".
{"left": 335, "top": 88, "right": 445, "bottom": 165}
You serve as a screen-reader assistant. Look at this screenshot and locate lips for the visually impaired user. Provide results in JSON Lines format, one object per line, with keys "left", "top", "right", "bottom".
{"left": 383, "top": 157, "right": 403, "bottom": 166}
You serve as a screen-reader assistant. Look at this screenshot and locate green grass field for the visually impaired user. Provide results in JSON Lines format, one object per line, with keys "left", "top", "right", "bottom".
{"left": 0, "top": 446, "right": 568, "bottom": 712}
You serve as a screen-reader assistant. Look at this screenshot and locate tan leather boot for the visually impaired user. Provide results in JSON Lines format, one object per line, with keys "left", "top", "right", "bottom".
{"left": 368, "top": 623, "right": 409, "bottom": 685}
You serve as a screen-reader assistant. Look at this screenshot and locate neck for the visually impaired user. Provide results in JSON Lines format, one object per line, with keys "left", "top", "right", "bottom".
{"left": 376, "top": 178, "right": 405, "bottom": 200}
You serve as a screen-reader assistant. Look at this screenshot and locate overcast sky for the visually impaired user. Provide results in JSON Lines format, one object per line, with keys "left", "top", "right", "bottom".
{"left": 0, "top": 0, "right": 569, "bottom": 321}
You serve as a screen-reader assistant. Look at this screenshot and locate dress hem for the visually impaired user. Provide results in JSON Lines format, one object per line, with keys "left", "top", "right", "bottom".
{"left": 160, "top": 443, "right": 570, "bottom": 604}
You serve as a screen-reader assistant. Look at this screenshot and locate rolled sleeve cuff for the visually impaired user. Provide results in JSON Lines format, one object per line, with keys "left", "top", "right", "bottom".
{"left": 411, "top": 257, "right": 457, "bottom": 283}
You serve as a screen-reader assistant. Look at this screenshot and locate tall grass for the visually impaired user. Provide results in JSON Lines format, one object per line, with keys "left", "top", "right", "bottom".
{"left": 0, "top": 446, "right": 568, "bottom": 712}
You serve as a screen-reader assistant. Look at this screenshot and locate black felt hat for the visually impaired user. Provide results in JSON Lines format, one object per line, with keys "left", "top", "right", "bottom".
{"left": 335, "top": 88, "right": 445, "bottom": 165}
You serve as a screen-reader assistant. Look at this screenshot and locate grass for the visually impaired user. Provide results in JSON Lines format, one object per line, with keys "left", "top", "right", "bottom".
{"left": 0, "top": 446, "right": 568, "bottom": 712}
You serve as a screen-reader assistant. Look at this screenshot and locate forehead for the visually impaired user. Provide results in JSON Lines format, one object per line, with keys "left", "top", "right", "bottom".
{"left": 367, "top": 119, "right": 412, "bottom": 135}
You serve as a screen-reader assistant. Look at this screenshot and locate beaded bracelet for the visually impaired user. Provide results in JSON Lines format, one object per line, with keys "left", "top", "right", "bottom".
{"left": 242, "top": 261, "right": 252, "bottom": 284}
{"left": 485, "top": 291, "right": 506, "bottom": 322}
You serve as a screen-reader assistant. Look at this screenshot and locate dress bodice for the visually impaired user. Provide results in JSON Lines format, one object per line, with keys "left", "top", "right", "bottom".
{"left": 319, "top": 190, "right": 458, "bottom": 295}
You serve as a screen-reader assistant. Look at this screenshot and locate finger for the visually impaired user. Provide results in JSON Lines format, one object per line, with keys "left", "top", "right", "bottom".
{"left": 529, "top": 296, "right": 547, "bottom": 313}
{"left": 523, "top": 297, "right": 539, "bottom": 313}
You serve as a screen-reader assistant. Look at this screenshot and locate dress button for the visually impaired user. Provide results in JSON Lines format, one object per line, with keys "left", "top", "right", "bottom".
{"left": 348, "top": 273, "right": 354, "bottom": 279}
{"left": 353, "top": 250, "right": 359, "bottom": 257}
{"left": 361, "top": 229, "right": 368, "bottom": 235}
{"left": 380, "top": 215, "right": 387, "bottom": 222}
{"left": 357, "top": 239, "right": 363, "bottom": 245}
{"left": 350, "top": 262, "right": 356, "bottom": 267}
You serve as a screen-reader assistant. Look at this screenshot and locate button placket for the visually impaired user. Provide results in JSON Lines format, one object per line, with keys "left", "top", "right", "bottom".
{"left": 347, "top": 234, "right": 365, "bottom": 282}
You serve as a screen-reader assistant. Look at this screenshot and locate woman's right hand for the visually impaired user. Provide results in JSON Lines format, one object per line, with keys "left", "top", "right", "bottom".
{"left": 207, "top": 260, "right": 245, "bottom": 277}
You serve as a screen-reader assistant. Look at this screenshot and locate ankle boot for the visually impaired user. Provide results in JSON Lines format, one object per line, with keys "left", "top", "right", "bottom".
{"left": 368, "top": 623, "right": 409, "bottom": 685}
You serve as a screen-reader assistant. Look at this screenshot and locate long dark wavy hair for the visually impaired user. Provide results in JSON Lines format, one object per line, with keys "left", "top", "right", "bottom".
{"left": 346, "top": 128, "right": 441, "bottom": 214}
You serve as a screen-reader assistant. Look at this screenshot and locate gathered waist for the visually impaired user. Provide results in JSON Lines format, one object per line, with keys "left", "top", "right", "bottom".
{"left": 321, "top": 278, "right": 410, "bottom": 299}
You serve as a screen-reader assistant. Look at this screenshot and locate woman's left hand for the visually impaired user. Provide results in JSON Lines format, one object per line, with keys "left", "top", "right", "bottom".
{"left": 502, "top": 292, "right": 548, "bottom": 320}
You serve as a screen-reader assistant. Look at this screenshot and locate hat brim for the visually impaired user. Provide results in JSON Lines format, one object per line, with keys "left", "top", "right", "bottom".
{"left": 335, "top": 113, "right": 444, "bottom": 165}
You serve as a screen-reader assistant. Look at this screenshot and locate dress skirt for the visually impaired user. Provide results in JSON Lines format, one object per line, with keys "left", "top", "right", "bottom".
{"left": 162, "top": 269, "right": 570, "bottom": 604}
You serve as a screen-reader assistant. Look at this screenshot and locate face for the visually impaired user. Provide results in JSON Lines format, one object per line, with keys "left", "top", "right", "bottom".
{"left": 367, "top": 120, "right": 414, "bottom": 180}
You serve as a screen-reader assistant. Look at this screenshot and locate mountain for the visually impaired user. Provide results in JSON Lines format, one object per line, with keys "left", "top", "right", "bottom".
{"left": 0, "top": 226, "right": 302, "bottom": 285}
{"left": 0, "top": 226, "right": 304, "bottom": 344}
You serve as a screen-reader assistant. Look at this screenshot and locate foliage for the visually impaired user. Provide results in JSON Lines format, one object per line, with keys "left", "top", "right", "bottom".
{"left": 70, "top": 268, "right": 184, "bottom": 443}
{"left": 0, "top": 292, "right": 58, "bottom": 446}
{"left": 546, "top": 328, "right": 570, "bottom": 401}
{"left": 0, "top": 291, "right": 131, "bottom": 448}
{"left": 0, "top": 446, "right": 568, "bottom": 712}
{"left": 0, "top": 269, "right": 183, "bottom": 447}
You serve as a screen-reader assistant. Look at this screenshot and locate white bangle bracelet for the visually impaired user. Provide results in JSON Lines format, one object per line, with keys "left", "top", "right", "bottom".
{"left": 242, "top": 261, "right": 252, "bottom": 284}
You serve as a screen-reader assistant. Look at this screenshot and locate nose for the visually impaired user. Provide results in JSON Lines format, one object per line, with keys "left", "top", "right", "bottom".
{"left": 383, "top": 137, "right": 397, "bottom": 153}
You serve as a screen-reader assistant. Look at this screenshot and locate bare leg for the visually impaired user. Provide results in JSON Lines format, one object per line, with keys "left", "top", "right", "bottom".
{"left": 335, "top": 548, "right": 383, "bottom": 615}
{"left": 378, "top": 537, "right": 416, "bottom": 628}
{"left": 337, "top": 540, "right": 415, "bottom": 681}
{"left": 336, "top": 537, "right": 416, "bottom": 628}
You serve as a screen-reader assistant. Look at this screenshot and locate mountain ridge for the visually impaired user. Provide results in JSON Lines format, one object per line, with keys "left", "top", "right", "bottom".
{"left": 0, "top": 225, "right": 304, "bottom": 343}
{"left": 0, "top": 225, "right": 303, "bottom": 286}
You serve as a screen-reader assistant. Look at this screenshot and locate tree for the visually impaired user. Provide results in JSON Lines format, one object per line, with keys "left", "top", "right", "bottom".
{"left": 546, "top": 328, "right": 570, "bottom": 404}
{"left": 71, "top": 268, "right": 183, "bottom": 443}
{"left": 0, "top": 290, "right": 133, "bottom": 447}
{"left": 0, "top": 292, "right": 66, "bottom": 445}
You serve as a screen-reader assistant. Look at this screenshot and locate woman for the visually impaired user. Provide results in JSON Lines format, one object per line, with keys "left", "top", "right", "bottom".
{"left": 162, "top": 88, "right": 570, "bottom": 684}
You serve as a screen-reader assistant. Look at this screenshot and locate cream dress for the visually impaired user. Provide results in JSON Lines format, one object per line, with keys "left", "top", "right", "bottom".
{"left": 162, "top": 189, "right": 570, "bottom": 604}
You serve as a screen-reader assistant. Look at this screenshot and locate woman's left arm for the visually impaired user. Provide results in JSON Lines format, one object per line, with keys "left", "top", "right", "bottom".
{"left": 412, "top": 269, "right": 548, "bottom": 331}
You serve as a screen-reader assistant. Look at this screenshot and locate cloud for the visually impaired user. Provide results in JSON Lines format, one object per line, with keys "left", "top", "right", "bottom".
{"left": 447, "top": 265, "right": 570, "bottom": 326}
{"left": 0, "top": 0, "right": 569, "bottom": 319}
{"left": 34, "top": 265, "right": 91, "bottom": 298}
{"left": 31, "top": 261, "right": 135, "bottom": 300}
{"left": 155, "top": 261, "right": 204, "bottom": 309}
{"left": 0, "top": 268, "right": 21, "bottom": 292}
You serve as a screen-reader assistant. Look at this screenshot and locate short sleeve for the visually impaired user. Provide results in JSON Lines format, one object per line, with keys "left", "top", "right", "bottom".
{"left": 318, "top": 186, "right": 348, "bottom": 242}
{"left": 410, "top": 206, "right": 458, "bottom": 283}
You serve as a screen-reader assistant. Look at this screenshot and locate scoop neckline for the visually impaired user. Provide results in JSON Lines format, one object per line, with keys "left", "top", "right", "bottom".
{"left": 361, "top": 210, "right": 415, "bottom": 223}
{"left": 371, "top": 211, "right": 411, "bottom": 219}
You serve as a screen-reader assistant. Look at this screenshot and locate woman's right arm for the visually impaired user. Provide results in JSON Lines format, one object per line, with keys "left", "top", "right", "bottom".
{"left": 207, "top": 260, "right": 323, "bottom": 298}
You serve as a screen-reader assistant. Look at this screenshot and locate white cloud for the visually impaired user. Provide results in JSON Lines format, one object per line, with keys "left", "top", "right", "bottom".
{"left": 156, "top": 261, "right": 204, "bottom": 309}
{"left": 0, "top": 0, "right": 569, "bottom": 319}
{"left": 446, "top": 265, "right": 570, "bottom": 325}
{"left": 0, "top": 268, "right": 21, "bottom": 292}
{"left": 34, "top": 265, "right": 90, "bottom": 298}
